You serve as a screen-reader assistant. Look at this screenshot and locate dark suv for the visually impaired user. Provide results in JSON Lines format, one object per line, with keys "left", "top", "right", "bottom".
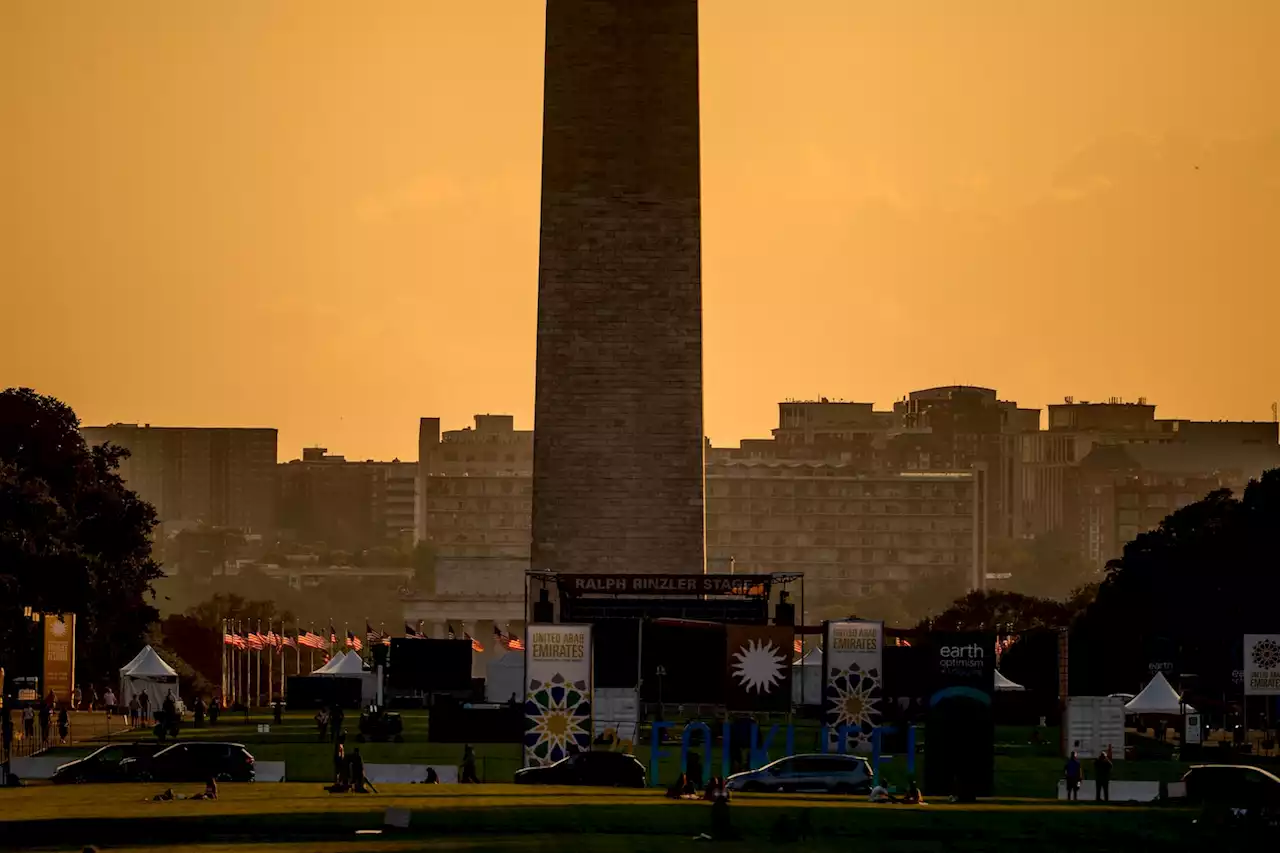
{"left": 120, "top": 742, "right": 255, "bottom": 783}
{"left": 1182, "top": 764, "right": 1280, "bottom": 826}
{"left": 52, "top": 743, "right": 162, "bottom": 784}
{"left": 726, "top": 754, "right": 873, "bottom": 794}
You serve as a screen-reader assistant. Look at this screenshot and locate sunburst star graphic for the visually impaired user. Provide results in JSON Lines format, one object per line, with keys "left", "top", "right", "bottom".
{"left": 731, "top": 639, "right": 786, "bottom": 694}
{"left": 1252, "top": 638, "right": 1280, "bottom": 670}
{"left": 826, "top": 663, "right": 883, "bottom": 749}
{"left": 523, "top": 674, "right": 591, "bottom": 766}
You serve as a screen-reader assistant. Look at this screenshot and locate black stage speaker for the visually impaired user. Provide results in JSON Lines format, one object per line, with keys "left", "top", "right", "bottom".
{"left": 533, "top": 588, "right": 554, "bottom": 624}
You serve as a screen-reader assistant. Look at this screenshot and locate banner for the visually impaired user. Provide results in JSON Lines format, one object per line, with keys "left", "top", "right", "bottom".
{"left": 822, "top": 620, "right": 883, "bottom": 752}
{"left": 42, "top": 613, "right": 76, "bottom": 705}
{"left": 558, "top": 575, "right": 770, "bottom": 596}
{"left": 724, "top": 626, "right": 793, "bottom": 711}
{"left": 1244, "top": 634, "right": 1280, "bottom": 696}
{"left": 924, "top": 631, "right": 995, "bottom": 798}
{"left": 523, "top": 624, "right": 593, "bottom": 767}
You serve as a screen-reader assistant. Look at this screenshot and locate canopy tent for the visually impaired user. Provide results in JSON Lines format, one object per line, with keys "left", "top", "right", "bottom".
{"left": 1124, "top": 672, "right": 1195, "bottom": 714}
{"left": 994, "top": 670, "right": 1026, "bottom": 692}
{"left": 791, "top": 647, "right": 823, "bottom": 706}
{"left": 119, "top": 645, "right": 179, "bottom": 708}
{"left": 485, "top": 651, "right": 525, "bottom": 704}
{"left": 312, "top": 651, "right": 347, "bottom": 675}
{"left": 328, "top": 652, "right": 367, "bottom": 675}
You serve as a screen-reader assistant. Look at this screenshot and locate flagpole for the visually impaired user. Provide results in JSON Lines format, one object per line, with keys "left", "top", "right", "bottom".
{"left": 268, "top": 619, "right": 274, "bottom": 704}
{"left": 221, "top": 618, "right": 227, "bottom": 709}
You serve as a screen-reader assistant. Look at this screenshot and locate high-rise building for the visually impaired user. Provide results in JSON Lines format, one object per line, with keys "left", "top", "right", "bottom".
{"left": 532, "top": 0, "right": 706, "bottom": 576}
{"left": 278, "top": 448, "right": 417, "bottom": 551}
{"left": 80, "top": 424, "right": 277, "bottom": 534}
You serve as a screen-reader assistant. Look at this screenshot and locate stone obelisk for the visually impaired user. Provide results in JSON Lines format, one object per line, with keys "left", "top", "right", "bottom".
{"left": 532, "top": 0, "right": 706, "bottom": 576}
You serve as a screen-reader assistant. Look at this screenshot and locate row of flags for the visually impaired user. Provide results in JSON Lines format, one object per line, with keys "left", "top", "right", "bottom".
{"left": 222, "top": 621, "right": 525, "bottom": 655}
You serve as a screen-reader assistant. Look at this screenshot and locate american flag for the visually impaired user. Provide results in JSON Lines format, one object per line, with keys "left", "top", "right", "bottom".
{"left": 282, "top": 634, "right": 297, "bottom": 649}
{"left": 447, "top": 623, "right": 456, "bottom": 640}
{"left": 346, "top": 631, "right": 363, "bottom": 652}
{"left": 367, "top": 623, "right": 388, "bottom": 645}
{"left": 404, "top": 623, "right": 421, "bottom": 637}
{"left": 794, "top": 637, "right": 803, "bottom": 655}
{"left": 493, "top": 625, "right": 525, "bottom": 651}
{"left": 265, "top": 630, "right": 280, "bottom": 648}
{"left": 247, "top": 632, "right": 265, "bottom": 651}
{"left": 464, "top": 632, "right": 484, "bottom": 653}
{"left": 299, "top": 631, "right": 325, "bottom": 650}
{"left": 329, "top": 625, "right": 338, "bottom": 645}
{"left": 223, "top": 630, "right": 237, "bottom": 646}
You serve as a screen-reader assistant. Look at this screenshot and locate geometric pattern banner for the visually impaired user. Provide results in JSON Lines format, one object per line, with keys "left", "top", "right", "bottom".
{"left": 523, "top": 624, "right": 593, "bottom": 767}
{"left": 822, "top": 620, "right": 883, "bottom": 753}
{"left": 1244, "top": 634, "right": 1280, "bottom": 696}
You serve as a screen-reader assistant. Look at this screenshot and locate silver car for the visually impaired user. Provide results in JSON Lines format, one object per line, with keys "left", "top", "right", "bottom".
{"left": 725, "top": 753, "right": 873, "bottom": 794}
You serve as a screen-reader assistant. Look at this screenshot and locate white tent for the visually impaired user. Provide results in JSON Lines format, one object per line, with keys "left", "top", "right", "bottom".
{"left": 312, "top": 651, "right": 347, "bottom": 675}
{"left": 328, "top": 653, "right": 367, "bottom": 675}
{"left": 485, "top": 651, "right": 525, "bottom": 704}
{"left": 1124, "top": 672, "right": 1194, "bottom": 714}
{"left": 791, "top": 647, "right": 823, "bottom": 706}
{"left": 119, "top": 645, "right": 179, "bottom": 708}
{"left": 995, "top": 670, "right": 1026, "bottom": 691}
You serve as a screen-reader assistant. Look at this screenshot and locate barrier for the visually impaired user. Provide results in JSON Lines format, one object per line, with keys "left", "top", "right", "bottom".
{"left": 1055, "top": 780, "right": 1160, "bottom": 801}
{"left": 7, "top": 756, "right": 67, "bottom": 779}
{"left": 254, "top": 761, "right": 286, "bottom": 781}
{"left": 364, "top": 764, "right": 459, "bottom": 784}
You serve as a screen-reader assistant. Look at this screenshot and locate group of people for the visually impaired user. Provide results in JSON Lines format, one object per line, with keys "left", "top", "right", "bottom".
{"left": 327, "top": 732, "right": 378, "bottom": 794}
{"left": 1063, "top": 749, "right": 1114, "bottom": 801}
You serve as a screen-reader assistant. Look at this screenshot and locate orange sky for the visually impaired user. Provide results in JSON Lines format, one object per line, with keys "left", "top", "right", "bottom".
{"left": 3, "top": 1, "right": 1278, "bottom": 461}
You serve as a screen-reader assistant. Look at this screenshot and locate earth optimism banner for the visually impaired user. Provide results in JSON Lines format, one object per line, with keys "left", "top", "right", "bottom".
{"left": 822, "top": 620, "right": 883, "bottom": 753}
{"left": 1244, "top": 634, "right": 1280, "bottom": 695}
{"left": 524, "top": 624, "right": 593, "bottom": 767}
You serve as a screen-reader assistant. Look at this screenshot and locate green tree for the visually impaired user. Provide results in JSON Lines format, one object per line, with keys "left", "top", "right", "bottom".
{"left": 411, "top": 541, "right": 437, "bottom": 592}
{"left": 0, "top": 387, "right": 164, "bottom": 686}
{"left": 987, "top": 532, "right": 1099, "bottom": 600}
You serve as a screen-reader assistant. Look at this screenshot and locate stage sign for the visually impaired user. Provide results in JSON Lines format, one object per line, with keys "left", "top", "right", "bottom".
{"left": 725, "top": 625, "right": 793, "bottom": 711}
{"left": 524, "top": 624, "right": 593, "bottom": 767}
{"left": 1244, "top": 634, "right": 1280, "bottom": 695}
{"left": 558, "top": 575, "right": 770, "bottom": 596}
{"left": 925, "top": 631, "right": 996, "bottom": 798}
{"left": 42, "top": 613, "right": 76, "bottom": 705}
{"left": 822, "top": 620, "right": 883, "bottom": 753}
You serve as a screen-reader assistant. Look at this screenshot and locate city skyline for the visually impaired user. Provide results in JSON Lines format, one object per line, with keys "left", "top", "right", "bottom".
{"left": 4, "top": 0, "right": 1279, "bottom": 461}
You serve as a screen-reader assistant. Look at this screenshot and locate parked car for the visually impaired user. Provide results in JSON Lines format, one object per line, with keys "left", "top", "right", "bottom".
{"left": 726, "top": 754, "right": 873, "bottom": 794}
{"left": 120, "top": 741, "right": 255, "bottom": 783}
{"left": 1182, "top": 764, "right": 1280, "bottom": 825}
{"left": 513, "top": 751, "right": 646, "bottom": 788}
{"left": 51, "top": 743, "right": 162, "bottom": 784}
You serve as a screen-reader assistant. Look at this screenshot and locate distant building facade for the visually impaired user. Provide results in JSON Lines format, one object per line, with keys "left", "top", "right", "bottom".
{"left": 278, "top": 448, "right": 417, "bottom": 551}
{"left": 80, "top": 423, "right": 277, "bottom": 534}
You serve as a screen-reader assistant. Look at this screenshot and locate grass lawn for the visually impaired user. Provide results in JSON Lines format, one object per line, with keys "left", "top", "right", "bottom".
{"left": 46, "top": 711, "right": 1192, "bottom": 798}
{"left": 0, "top": 783, "right": 1206, "bottom": 852}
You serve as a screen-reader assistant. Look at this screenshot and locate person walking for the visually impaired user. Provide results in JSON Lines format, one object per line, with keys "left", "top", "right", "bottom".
{"left": 102, "top": 688, "right": 117, "bottom": 722}
{"left": 129, "top": 697, "right": 141, "bottom": 728}
{"left": 87, "top": 685, "right": 98, "bottom": 712}
{"left": 333, "top": 732, "right": 348, "bottom": 788}
{"left": 460, "top": 744, "right": 480, "bottom": 784}
{"left": 139, "top": 691, "right": 150, "bottom": 723}
{"left": 57, "top": 707, "right": 69, "bottom": 744}
{"left": 1064, "top": 751, "right": 1083, "bottom": 802}
{"left": 22, "top": 705, "right": 35, "bottom": 741}
{"left": 38, "top": 703, "right": 51, "bottom": 747}
{"left": 1094, "top": 751, "right": 1113, "bottom": 802}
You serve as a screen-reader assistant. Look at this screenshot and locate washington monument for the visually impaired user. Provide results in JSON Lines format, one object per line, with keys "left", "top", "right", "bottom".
{"left": 532, "top": 0, "right": 707, "bottom": 576}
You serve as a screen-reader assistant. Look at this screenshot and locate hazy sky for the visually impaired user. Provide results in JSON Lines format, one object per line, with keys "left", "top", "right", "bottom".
{"left": 3, "top": 1, "right": 1277, "bottom": 461}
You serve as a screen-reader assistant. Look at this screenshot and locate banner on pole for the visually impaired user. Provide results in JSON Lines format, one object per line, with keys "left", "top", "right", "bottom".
{"left": 822, "top": 620, "right": 883, "bottom": 752}
{"left": 42, "top": 613, "right": 76, "bottom": 705}
{"left": 724, "top": 625, "right": 793, "bottom": 712}
{"left": 1244, "top": 634, "right": 1280, "bottom": 695}
{"left": 523, "top": 624, "right": 592, "bottom": 767}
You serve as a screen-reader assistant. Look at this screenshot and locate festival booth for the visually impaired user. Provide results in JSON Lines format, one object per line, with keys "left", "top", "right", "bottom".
{"left": 791, "top": 647, "right": 823, "bottom": 706}
{"left": 485, "top": 651, "right": 524, "bottom": 705}
{"left": 119, "top": 645, "right": 179, "bottom": 708}
{"left": 287, "top": 651, "right": 375, "bottom": 709}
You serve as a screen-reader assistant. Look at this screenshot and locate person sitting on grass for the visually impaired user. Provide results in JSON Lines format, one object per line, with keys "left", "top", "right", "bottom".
{"left": 422, "top": 767, "right": 440, "bottom": 784}
{"left": 704, "top": 775, "right": 730, "bottom": 802}
{"left": 191, "top": 778, "right": 218, "bottom": 800}
{"left": 665, "top": 772, "right": 698, "bottom": 800}
{"left": 350, "top": 748, "right": 379, "bottom": 794}
{"left": 903, "top": 779, "right": 924, "bottom": 805}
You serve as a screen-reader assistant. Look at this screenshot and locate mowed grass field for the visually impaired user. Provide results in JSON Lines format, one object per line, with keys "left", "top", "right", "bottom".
{"left": 0, "top": 783, "right": 1209, "bottom": 853}
{"left": 35, "top": 711, "right": 1192, "bottom": 797}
